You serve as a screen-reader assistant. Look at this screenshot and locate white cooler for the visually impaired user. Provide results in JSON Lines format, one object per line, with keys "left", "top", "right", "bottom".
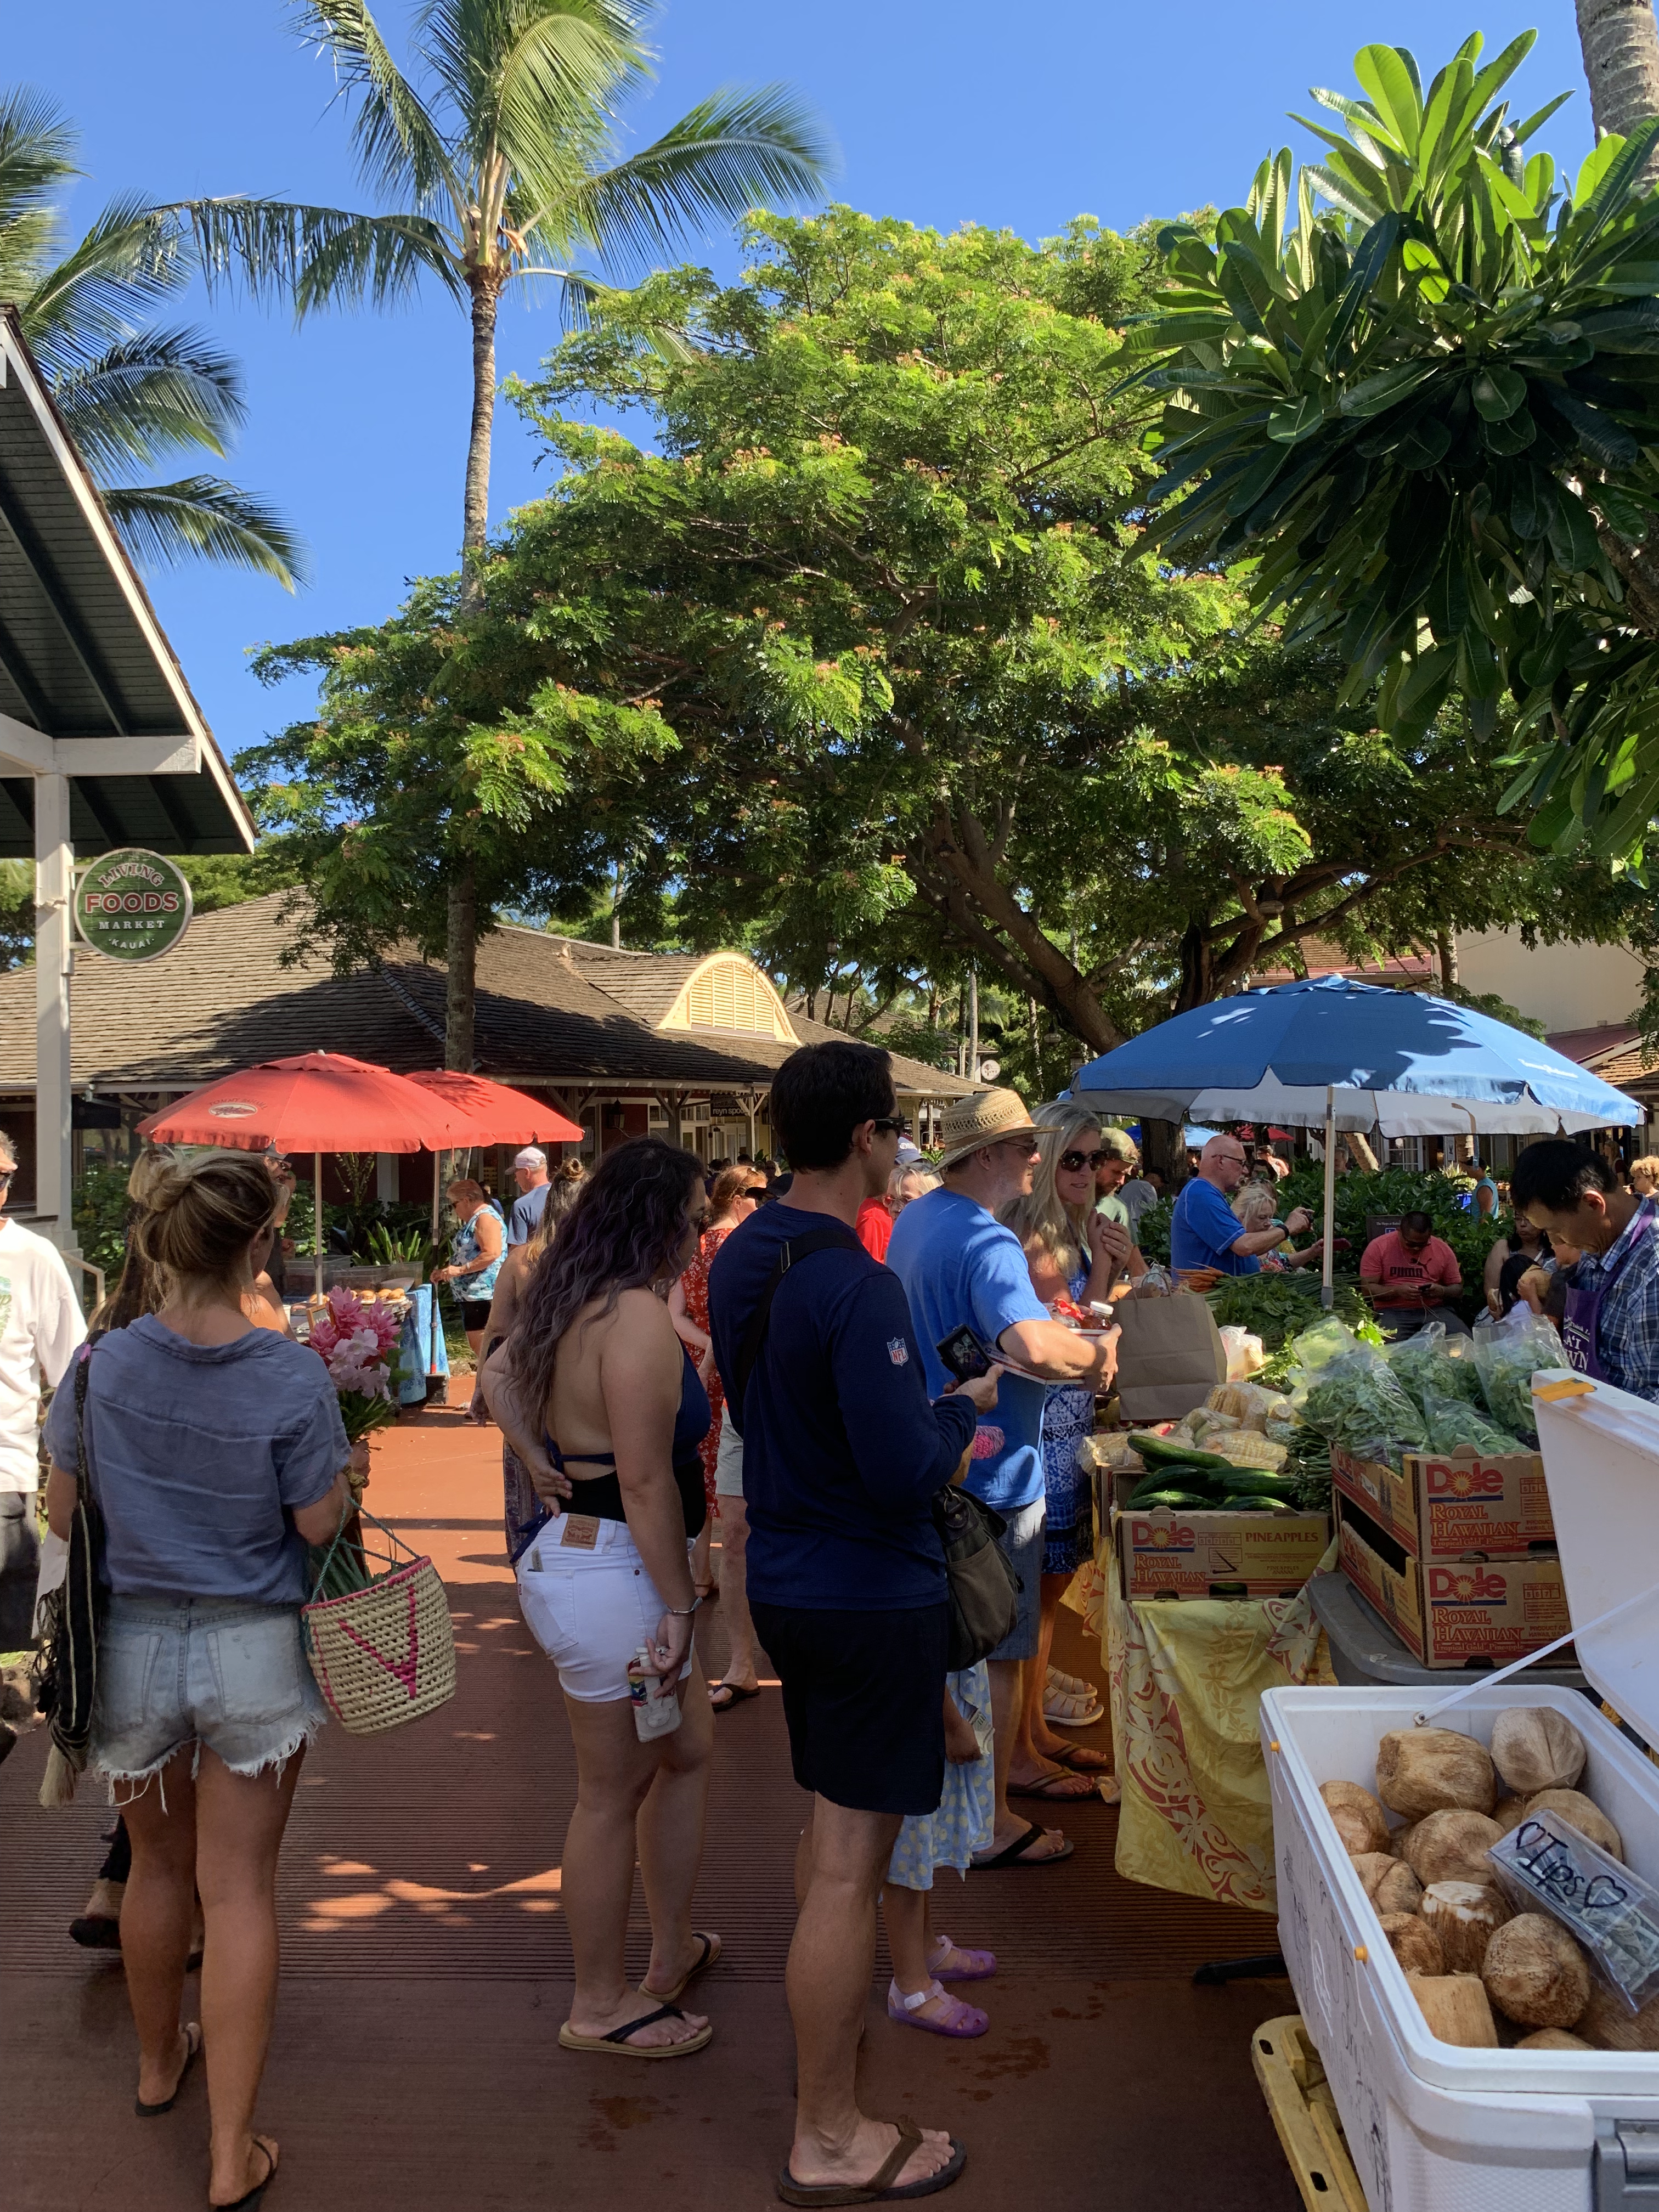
{"left": 1261, "top": 1373, "right": 1659, "bottom": 2212}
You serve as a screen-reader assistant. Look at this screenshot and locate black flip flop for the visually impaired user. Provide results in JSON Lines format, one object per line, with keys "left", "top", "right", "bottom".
{"left": 215, "top": 2136, "right": 277, "bottom": 2211}
{"left": 971, "top": 1820, "right": 1075, "bottom": 1870}
{"left": 69, "top": 1914, "right": 123, "bottom": 1952}
{"left": 134, "top": 2022, "right": 202, "bottom": 2117}
{"left": 709, "top": 1679, "right": 761, "bottom": 1712}
{"left": 777, "top": 2120, "right": 967, "bottom": 2204}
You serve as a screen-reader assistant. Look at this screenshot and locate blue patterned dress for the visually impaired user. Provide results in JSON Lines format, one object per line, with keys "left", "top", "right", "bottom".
{"left": 1039, "top": 1263, "right": 1095, "bottom": 1576}
{"left": 885, "top": 1664, "right": 995, "bottom": 1889}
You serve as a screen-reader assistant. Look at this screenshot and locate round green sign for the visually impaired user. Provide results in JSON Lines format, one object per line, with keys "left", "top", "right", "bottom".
{"left": 74, "top": 848, "right": 193, "bottom": 962}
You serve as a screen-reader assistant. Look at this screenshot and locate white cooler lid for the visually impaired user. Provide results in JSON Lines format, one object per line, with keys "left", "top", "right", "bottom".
{"left": 1534, "top": 1369, "right": 1659, "bottom": 1745}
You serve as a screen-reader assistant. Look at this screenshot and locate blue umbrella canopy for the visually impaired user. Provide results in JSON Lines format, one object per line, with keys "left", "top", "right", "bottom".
{"left": 1073, "top": 977, "right": 1638, "bottom": 1136}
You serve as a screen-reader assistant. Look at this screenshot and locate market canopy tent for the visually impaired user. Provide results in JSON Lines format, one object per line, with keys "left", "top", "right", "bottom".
{"left": 1073, "top": 977, "right": 1641, "bottom": 1302}
{"left": 404, "top": 1070, "right": 582, "bottom": 1147}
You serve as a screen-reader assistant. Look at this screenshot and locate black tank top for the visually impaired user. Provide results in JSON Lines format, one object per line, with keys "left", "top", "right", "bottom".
{"left": 544, "top": 1344, "right": 710, "bottom": 1539}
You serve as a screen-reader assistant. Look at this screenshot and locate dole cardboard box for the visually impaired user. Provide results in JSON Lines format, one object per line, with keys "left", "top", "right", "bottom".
{"left": 1329, "top": 1441, "right": 1553, "bottom": 1560}
{"left": 1116, "top": 1503, "right": 1329, "bottom": 1601}
{"left": 1336, "top": 1493, "right": 1569, "bottom": 1666}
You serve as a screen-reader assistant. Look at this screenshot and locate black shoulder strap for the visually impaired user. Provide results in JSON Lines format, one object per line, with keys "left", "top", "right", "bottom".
{"left": 729, "top": 1223, "right": 864, "bottom": 1432}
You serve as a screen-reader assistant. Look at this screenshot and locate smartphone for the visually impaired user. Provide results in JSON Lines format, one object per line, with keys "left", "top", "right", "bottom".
{"left": 936, "top": 1324, "right": 996, "bottom": 1383}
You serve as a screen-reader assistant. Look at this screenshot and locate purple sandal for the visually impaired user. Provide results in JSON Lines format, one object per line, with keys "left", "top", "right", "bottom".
{"left": 929, "top": 1934, "right": 996, "bottom": 1982}
{"left": 888, "top": 1977, "right": 989, "bottom": 2038}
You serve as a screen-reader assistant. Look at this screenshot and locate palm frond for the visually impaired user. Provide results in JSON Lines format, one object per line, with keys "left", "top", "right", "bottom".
{"left": 179, "top": 198, "right": 462, "bottom": 313}
{"left": 19, "top": 193, "right": 187, "bottom": 366}
{"left": 543, "top": 84, "right": 833, "bottom": 267}
{"left": 52, "top": 327, "right": 244, "bottom": 476}
{"left": 102, "top": 477, "right": 310, "bottom": 589}
{"left": 0, "top": 86, "right": 78, "bottom": 235}
{"left": 291, "top": 1, "right": 462, "bottom": 211}
{"left": 422, "top": 0, "right": 648, "bottom": 167}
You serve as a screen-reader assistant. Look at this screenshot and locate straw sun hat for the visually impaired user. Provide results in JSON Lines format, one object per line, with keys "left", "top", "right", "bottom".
{"left": 937, "top": 1087, "right": 1041, "bottom": 1172}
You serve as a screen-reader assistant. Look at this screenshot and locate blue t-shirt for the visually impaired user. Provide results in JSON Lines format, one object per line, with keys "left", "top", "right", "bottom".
{"left": 885, "top": 1187, "right": 1051, "bottom": 1513}
{"left": 1170, "top": 1177, "right": 1259, "bottom": 1276}
{"left": 44, "top": 1317, "right": 349, "bottom": 1606}
{"left": 706, "top": 1203, "right": 975, "bottom": 1611}
{"left": 507, "top": 1181, "right": 551, "bottom": 1247}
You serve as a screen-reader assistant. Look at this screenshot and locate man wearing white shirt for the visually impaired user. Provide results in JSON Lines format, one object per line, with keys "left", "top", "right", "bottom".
{"left": 0, "top": 1132, "right": 86, "bottom": 1650}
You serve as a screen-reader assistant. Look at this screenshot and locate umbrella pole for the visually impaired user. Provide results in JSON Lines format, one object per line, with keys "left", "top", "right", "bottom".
{"left": 1321, "top": 1086, "right": 1336, "bottom": 1311}
{"left": 314, "top": 1149, "right": 324, "bottom": 1301}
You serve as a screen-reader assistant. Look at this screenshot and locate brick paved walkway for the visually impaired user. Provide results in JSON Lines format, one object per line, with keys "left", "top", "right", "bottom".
{"left": 2, "top": 1391, "right": 1301, "bottom": 2211}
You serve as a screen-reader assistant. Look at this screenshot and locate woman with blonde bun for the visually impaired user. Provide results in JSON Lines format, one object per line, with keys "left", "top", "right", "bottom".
{"left": 44, "top": 1150, "right": 354, "bottom": 2210}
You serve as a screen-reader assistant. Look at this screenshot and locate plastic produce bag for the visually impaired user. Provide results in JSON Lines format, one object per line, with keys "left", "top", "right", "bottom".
{"left": 1383, "top": 1322, "right": 1486, "bottom": 1417}
{"left": 1489, "top": 1809, "right": 1659, "bottom": 2015}
{"left": 1133, "top": 1263, "right": 1173, "bottom": 1298}
{"left": 1472, "top": 1307, "right": 1567, "bottom": 1444}
{"left": 1288, "top": 1316, "right": 1429, "bottom": 1471}
{"left": 1218, "top": 1324, "right": 1266, "bottom": 1379}
{"left": 1416, "top": 1379, "right": 1526, "bottom": 1458}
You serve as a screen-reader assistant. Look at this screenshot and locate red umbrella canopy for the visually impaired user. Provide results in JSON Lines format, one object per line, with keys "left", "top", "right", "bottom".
{"left": 404, "top": 1071, "right": 583, "bottom": 1148}
{"left": 138, "top": 1052, "right": 480, "bottom": 1154}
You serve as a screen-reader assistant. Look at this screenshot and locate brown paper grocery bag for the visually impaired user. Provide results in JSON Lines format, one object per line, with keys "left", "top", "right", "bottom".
{"left": 1111, "top": 1294, "right": 1228, "bottom": 1423}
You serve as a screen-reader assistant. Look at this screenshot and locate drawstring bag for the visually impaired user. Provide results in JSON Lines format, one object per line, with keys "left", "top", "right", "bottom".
{"left": 302, "top": 1507, "right": 455, "bottom": 1735}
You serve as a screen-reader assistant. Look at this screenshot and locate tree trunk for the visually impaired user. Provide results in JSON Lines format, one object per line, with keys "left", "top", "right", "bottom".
{"left": 1142, "top": 1117, "right": 1186, "bottom": 1189}
{"left": 1437, "top": 929, "right": 1458, "bottom": 992}
{"left": 446, "top": 863, "right": 477, "bottom": 1071}
{"left": 460, "top": 279, "right": 501, "bottom": 597}
{"left": 1176, "top": 922, "right": 1216, "bottom": 1013}
{"left": 1577, "top": 0, "right": 1659, "bottom": 145}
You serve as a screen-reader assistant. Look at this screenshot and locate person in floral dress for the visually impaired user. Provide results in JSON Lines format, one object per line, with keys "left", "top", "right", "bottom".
{"left": 669, "top": 1164, "right": 767, "bottom": 1597}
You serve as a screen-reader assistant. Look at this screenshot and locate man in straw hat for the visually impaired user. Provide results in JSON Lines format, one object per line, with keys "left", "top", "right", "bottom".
{"left": 888, "top": 1088, "right": 1119, "bottom": 1870}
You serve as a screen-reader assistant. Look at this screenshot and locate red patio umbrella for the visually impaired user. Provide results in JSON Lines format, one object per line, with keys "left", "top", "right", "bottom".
{"left": 404, "top": 1070, "right": 583, "bottom": 1147}
{"left": 139, "top": 1052, "right": 482, "bottom": 1296}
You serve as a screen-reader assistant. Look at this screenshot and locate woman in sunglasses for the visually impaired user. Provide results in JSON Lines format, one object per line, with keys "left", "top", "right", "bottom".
{"left": 996, "top": 1105, "right": 1134, "bottom": 1799}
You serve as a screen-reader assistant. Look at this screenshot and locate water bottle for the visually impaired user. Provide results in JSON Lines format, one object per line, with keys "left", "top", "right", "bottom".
{"left": 628, "top": 1646, "right": 684, "bottom": 1741}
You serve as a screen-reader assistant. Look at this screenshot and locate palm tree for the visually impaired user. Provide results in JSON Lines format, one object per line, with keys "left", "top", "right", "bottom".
{"left": 187, "top": 0, "right": 831, "bottom": 1066}
{"left": 0, "top": 88, "right": 304, "bottom": 586}
{"left": 1576, "top": 0, "right": 1659, "bottom": 155}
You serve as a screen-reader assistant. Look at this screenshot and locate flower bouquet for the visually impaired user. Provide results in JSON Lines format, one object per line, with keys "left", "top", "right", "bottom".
{"left": 308, "top": 1286, "right": 405, "bottom": 1452}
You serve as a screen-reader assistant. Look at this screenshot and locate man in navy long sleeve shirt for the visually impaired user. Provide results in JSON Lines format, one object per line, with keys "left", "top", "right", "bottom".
{"left": 708, "top": 1041, "right": 990, "bottom": 2204}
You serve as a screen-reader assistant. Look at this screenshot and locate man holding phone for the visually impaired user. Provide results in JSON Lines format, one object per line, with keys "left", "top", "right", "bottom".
{"left": 888, "top": 1089, "right": 1119, "bottom": 1871}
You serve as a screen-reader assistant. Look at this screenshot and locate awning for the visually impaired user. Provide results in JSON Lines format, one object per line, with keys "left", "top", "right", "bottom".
{"left": 0, "top": 309, "right": 254, "bottom": 855}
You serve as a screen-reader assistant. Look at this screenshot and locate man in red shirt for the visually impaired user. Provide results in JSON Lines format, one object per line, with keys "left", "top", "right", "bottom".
{"left": 1359, "top": 1209, "right": 1468, "bottom": 1338}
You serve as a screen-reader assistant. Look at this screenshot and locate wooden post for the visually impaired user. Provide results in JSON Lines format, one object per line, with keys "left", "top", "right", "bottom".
{"left": 34, "top": 773, "right": 76, "bottom": 1256}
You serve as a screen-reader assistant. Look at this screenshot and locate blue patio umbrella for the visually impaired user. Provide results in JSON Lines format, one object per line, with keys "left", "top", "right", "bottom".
{"left": 1072, "top": 977, "right": 1639, "bottom": 1301}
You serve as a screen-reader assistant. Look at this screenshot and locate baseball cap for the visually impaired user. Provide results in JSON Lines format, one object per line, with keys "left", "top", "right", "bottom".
{"left": 512, "top": 1147, "right": 548, "bottom": 1170}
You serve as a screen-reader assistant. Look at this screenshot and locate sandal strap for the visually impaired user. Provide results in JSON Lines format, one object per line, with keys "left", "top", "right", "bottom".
{"left": 602, "top": 2002, "right": 684, "bottom": 2045}
{"left": 863, "top": 2119, "right": 923, "bottom": 2197}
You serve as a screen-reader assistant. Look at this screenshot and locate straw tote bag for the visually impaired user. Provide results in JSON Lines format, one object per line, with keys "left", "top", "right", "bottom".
{"left": 302, "top": 1508, "right": 456, "bottom": 1735}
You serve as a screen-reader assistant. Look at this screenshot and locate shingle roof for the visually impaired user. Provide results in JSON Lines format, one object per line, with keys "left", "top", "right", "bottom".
{"left": 557, "top": 942, "right": 705, "bottom": 1028}
{"left": 0, "top": 894, "right": 976, "bottom": 1101}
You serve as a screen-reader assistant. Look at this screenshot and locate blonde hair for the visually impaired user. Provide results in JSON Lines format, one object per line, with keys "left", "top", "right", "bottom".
{"left": 1000, "top": 1103, "right": 1100, "bottom": 1279}
{"left": 890, "top": 1164, "right": 940, "bottom": 1200}
{"left": 132, "top": 1152, "right": 275, "bottom": 1293}
{"left": 1632, "top": 1156, "right": 1659, "bottom": 1189}
{"left": 1232, "top": 1183, "right": 1276, "bottom": 1230}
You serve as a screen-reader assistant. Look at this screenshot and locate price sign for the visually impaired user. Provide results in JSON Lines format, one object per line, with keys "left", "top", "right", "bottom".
{"left": 74, "top": 848, "right": 193, "bottom": 962}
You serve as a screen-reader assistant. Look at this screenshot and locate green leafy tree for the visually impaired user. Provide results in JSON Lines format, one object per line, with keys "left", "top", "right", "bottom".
{"left": 1117, "top": 33, "right": 1659, "bottom": 862}
{"left": 0, "top": 88, "right": 303, "bottom": 581}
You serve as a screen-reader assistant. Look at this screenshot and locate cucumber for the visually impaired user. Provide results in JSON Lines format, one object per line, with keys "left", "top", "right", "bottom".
{"left": 1129, "top": 1464, "right": 1222, "bottom": 1506}
{"left": 1127, "top": 1488, "right": 1214, "bottom": 1511}
{"left": 1129, "top": 1430, "right": 1232, "bottom": 1473}
{"left": 1217, "top": 1466, "right": 1299, "bottom": 1499}
{"left": 1227, "top": 1493, "right": 1296, "bottom": 1513}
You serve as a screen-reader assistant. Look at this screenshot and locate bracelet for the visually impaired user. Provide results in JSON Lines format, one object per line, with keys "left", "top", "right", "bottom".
{"left": 666, "top": 1598, "right": 701, "bottom": 1616}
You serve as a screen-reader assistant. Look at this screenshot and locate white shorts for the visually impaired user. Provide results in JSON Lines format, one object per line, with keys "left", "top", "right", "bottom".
{"left": 516, "top": 1516, "right": 696, "bottom": 1703}
{"left": 713, "top": 1405, "right": 746, "bottom": 1499}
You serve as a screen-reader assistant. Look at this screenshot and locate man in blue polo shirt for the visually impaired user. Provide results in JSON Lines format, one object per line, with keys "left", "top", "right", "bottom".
{"left": 1170, "top": 1133, "right": 1313, "bottom": 1276}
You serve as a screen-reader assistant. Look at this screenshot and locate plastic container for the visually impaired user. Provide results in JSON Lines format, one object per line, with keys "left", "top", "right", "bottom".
{"left": 1261, "top": 1371, "right": 1659, "bottom": 2212}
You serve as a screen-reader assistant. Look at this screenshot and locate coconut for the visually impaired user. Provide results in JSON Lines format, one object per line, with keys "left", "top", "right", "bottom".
{"left": 1490, "top": 1707, "right": 1588, "bottom": 1796}
{"left": 1492, "top": 1794, "right": 1530, "bottom": 1835}
{"left": 1376, "top": 1729, "right": 1497, "bottom": 1819}
{"left": 1321, "top": 1780, "right": 1391, "bottom": 1857}
{"left": 1389, "top": 1820, "right": 1418, "bottom": 1860}
{"left": 1516, "top": 2028, "right": 1594, "bottom": 2051}
{"left": 1481, "top": 1915, "right": 1592, "bottom": 2029}
{"left": 1375, "top": 1860, "right": 1425, "bottom": 1916}
{"left": 1403, "top": 1808, "right": 1505, "bottom": 1888}
{"left": 1524, "top": 1788, "right": 1623, "bottom": 1860}
{"left": 1381, "top": 1912, "right": 1444, "bottom": 1976}
{"left": 1408, "top": 1973, "right": 1499, "bottom": 2047}
{"left": 1421, "top": 1882, "right": 1513, "bottom": 1976}
{"left": 1579, "top": 1982, "right": 1659, "bottom": 2052}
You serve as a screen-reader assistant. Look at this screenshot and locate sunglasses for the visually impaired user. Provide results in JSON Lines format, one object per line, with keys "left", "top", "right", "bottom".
{"left": 871, "top": 1115, "right": 911, "bottom": 1138}
{"left": 743, "top": 1185, "right": 768, "bottom": 1200}
{"left": 1060, "top": 1149, "right": 1111, "bottom": 1173}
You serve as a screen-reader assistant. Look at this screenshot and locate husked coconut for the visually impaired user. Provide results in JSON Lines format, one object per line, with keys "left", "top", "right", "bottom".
{"left": 1516, "top": 2029, "right": 1593, "bottom": 2051}
{"left": 1375, "top": 1860, "right": 1425, "bottom": 1915}
{"left": 1524, "top": 1788, "right": 1623, "bottom": 1860}
{"left": 1320, "top": 1780, "right": 1391, "bottom": 1857}
{"left": 1351, "top": 1852, "right": 1396, "bottom": 1900}
{"left": 1381, "top": 1912, "right": 1444, "bottom": 1976}
{"left": 1408, "top": 1973, "right": 1499, "bottom": 2047}
{"left": 1420, "top": 1881, "right": 1511, "bottom": 1975}
{"left": 1493, "top": 1794, "right": 1530, "bottom": 1835}
{"left": 1389, "top": 1820, "right": 1418, "bottom": 1860}
{"left": 1580, "top": 1982, "right": 1659, "bottom": 2052}
{"left": 1490, "top": 1707, "right": 1588, "bottom": 1796}
{"left": 1481, "top": 1915, "right": 1592, "bottom": 2029}
{"left": 1403, "top": 1808, "right": 1505, "bottom": 1887}
{"left": 1376, "top": 1729, "right": 1497, "bottom": 1818}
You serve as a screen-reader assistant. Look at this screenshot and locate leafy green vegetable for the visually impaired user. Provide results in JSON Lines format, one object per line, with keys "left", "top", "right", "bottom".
{"left": 1290, "top": 1316, "right": 1429, "bottom": 1470}
{"left": 1419, "top": 1391, "right": 1525, "bottom": 1458}
{"left": 1384, "top": 1325, "right": 1486, "bottom": 1416}
{"left": 1471, "top": 1311, "right": 1567, "bottom": 1442}
{"left": 1205, "top": 1269, "right": 1377, "bottom": 1351}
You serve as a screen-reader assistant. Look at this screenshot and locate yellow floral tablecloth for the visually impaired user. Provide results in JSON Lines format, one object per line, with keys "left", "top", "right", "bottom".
{"left": 1068, "top": 1537, "right": 1338, "bottom": 1915}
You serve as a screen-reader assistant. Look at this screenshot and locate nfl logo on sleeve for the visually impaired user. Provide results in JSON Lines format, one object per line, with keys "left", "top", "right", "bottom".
{"left": 887, "top": 1337, "right": 910, "bottom": 1367}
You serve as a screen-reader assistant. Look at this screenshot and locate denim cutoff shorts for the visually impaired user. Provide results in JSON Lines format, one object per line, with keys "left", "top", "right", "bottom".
{"left": 94, "top": 1593, "right": 327, "bottom": 1788}
{"left": 983, "top": 1498, "right": 1047, "bottom": 1664}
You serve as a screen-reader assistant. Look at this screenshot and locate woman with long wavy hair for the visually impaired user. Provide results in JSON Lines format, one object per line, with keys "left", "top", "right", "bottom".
{"left": 481, "top": 1138, "right": 719, "bottom": 2059}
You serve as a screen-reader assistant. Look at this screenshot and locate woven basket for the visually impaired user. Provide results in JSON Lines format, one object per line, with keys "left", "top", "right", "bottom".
{"left": 302, "top": 1512, "right": 456, "bottom": 1736}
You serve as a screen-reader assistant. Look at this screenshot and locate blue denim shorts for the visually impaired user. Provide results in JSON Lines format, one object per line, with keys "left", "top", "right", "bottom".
{"left": 94, "top": 1593, "right": 327, "bottom": 1788}
{"left": 984, "top": 1499, "right": 1046, "bottom": 1664}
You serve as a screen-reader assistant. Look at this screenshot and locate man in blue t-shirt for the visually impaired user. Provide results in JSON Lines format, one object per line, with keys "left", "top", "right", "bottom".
{"left": 708, "top": 1040, "right": 994, "bottom": 2202}
{"left": 505, "top": 1147, "right": 551, "bottom": 1246}
{"left": 1170, "top": 1133, "right": 1313, "bottom": 1276}
{"left": 888, "top": 1088, "right": 1119, "bottom": 1874}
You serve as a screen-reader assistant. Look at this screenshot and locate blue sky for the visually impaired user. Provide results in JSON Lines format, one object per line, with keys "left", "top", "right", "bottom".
{"left": 10, "top": 2, "right": 1597, "bottom": 761}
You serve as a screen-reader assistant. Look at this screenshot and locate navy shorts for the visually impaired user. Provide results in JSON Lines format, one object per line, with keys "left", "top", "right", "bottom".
{"left": 750, "top": 1599, "right": 949, "bottom": 1816}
